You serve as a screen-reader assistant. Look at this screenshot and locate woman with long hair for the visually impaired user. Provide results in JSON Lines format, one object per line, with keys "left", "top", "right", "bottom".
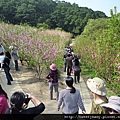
{"left": 72, "top": 57, "right": 82, "bottom": 83}
{"left": 0, "top": 84, "right": 9, "bottom": 114}
{"left": 58, "top": 77, "right": 86, "bottom": 120}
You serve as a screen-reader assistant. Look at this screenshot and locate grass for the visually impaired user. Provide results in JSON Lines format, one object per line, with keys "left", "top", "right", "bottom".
{"left": 81, "top": 64, "right": 118, "bottom": 97}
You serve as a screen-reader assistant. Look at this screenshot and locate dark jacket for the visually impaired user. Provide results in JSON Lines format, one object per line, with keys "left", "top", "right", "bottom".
{"left": 3, "top": 57, "right": 10, "bottom": 68}
{"left": 46, "top": 69, "right": 58, "bottom": 84}
{"left": 4, "top": 103, "right": 45, "bottom": 120}
{"left": 66, "top": 57, "right": 73, "bottom": 68}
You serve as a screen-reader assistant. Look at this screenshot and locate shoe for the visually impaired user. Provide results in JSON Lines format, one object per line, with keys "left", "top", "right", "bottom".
{"left": 11, "top": 79, "right": 13, "bottom": 81}
{"left": 7, "top": 83, "right": 11, "bottom": 85}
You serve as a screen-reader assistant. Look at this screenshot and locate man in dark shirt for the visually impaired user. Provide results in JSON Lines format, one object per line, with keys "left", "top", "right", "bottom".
{"left": 66, "top": 54, "right": 73, "bottom": 76}
{"left": 5, "top": 92, "right": 45, "bottom": 120}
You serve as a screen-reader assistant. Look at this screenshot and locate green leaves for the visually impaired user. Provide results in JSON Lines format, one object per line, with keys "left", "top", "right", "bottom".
{"left": 73, "top": 10, "right": 120, "bottom": 94}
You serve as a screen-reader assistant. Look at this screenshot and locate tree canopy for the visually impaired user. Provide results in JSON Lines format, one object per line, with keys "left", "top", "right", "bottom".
{"left": 0, "top": 0, "right": 108, "bottom": 36}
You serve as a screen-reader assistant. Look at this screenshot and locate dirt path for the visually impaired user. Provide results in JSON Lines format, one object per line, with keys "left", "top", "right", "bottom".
{"left": 11, "top": 63, "right": 66, "bottom": 114}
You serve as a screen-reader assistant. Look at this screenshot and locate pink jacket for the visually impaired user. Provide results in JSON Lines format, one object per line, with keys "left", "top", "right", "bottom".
{"left": 0, "top": 94, "right": 9, "bottom": 114}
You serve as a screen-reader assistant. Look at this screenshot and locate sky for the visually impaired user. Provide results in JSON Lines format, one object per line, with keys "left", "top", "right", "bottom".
{"left": 58, "top": 0, "right": 120, "bottom": 17}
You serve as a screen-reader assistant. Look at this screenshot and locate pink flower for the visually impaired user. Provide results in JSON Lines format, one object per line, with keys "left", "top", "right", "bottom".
{"left": 118, "top": 66, "right": 120, "bottom": 70}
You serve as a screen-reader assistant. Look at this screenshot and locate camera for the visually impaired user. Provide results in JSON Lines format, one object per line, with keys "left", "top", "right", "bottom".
{"left": 24, "top": 95, "right": 31, "bottom": 105}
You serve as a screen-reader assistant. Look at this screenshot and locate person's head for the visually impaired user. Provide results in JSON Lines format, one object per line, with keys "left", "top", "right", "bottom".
{"left": 10, "top": 92, "right": 29, "bottom": 114}
{"left": 87, "top": 77, "right": 107, "bottom": 97}
{"left": 100, "top": 96, "right": 120, "bottom": 114}
{"left": 0, "top": 84, "right": 8, "bottom": 99}
{"left": 67, "top": 53, "right": 71, "bottom": 57}
{"left": 9, "top": 46, "right": 14, "bottom": 50}
{"left": 64, "top": 77, "right": 76, "bottom": 94}
{"left": 74, "top": 58, "right": 79, "bottom": 66}
{"left": 5, "top": 51, "right": 11, "bottom": 59}
{"left": 50, "top": 63, "right": 57, "bottom": 71}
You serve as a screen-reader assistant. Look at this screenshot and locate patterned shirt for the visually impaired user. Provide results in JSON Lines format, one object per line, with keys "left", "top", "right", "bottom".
{"left": 90, "top": 98, "right": 108, "bottom": 114}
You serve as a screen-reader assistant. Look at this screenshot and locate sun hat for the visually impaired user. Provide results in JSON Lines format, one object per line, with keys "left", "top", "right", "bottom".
{"left": 100, "top": 96, "right": 120, "bottom": 113}
{"left": 87, "top": 77, "right": 107, "bottom": 96}
{"left": 50, "top": 63, "right": 57, "bottom": 71}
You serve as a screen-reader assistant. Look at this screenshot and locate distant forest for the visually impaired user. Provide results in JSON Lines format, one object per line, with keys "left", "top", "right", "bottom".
{"left": 0, "top": 0, "right": 108, "bottom": 36}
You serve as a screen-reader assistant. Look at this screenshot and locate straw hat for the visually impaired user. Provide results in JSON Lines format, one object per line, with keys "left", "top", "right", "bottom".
{"left": 87, "top": 77, "right": 107, "bottom": 96}
{"left": 100, "top": 96, "right": 120, "bottom": 113}
{"left": 50, "top": 63, "right": 57, "bottom": 71}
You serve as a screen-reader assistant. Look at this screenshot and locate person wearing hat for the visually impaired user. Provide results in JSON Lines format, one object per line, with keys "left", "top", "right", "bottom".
{"left": 100, "top": 96, "right": 120, "bottom": 114}
{"left": 46, "top": 63, "right": 59, "bottom": 100}
{"left": 58, "top": 76, "right": 86, "bottom": 119}
{"left": 87, "top": 77, "right": 108, "bottom": 114}
{"left": 11, "top": 46, "right": 20, "bottom": 71}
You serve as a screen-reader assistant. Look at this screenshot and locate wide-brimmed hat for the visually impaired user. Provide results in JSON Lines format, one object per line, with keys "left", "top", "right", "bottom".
{"left": 50, "top": 63, "right": 57, "bottom": 71}
{"left": 87, "top": 77, "right": 107, "bottom": 96}
{"left": 100, "top": 96, "right": 120, "bottom": 113}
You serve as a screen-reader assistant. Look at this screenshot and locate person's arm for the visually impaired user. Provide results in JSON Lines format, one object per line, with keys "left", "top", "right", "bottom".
{"left": 23, "top": 94, "right": 45, "bottom": 114}
{"left": 57, "top": 91, "right": 63, "bottom": 111}
{"left": 46, "top": 72, "right": 51, "bottom": 79}
{"left": 77, "top": 90, "right": 86, "bottom": 113}
{"left": 17, "top": 51, "right": 19, "bottom": 57}
{"left": 30, "top": 95, "right": 41, "bottom": 106}
{"left": 0, "top": 100, "right": 4, "bottom": 113}
{"left": 1, "top": 45, "right": 5, "bottom": 52}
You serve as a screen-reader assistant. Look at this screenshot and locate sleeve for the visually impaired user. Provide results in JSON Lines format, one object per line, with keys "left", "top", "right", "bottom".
{"left": 24, "top": 103, "right": 45, "bottom": 114}
{"left": 77, "top": 91, "right": 86, "bottom": 112}
{"left": 46, "top": 72, "right": 50, "bottom": 79}
{"left": 17, "top": 51, "right": 19, "bottom": 57}
{"left": 57, "top": 91, "right": 63, "bottom": 108}
{"left": 1, "top": 45, "right": 5, "bottom": 52}
{"left": 0, "top": 99, "right": 4, "bottom": 113}
{"left": 72, "top": 61, "right": 75, "bottom": 67}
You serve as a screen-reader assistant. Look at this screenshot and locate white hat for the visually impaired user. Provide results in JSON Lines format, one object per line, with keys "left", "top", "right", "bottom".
{"left": 100, "top": 96, "right": 120, "bottom": 113}
{"left": 87, "top": 77, "right": 107, "bottom": 96}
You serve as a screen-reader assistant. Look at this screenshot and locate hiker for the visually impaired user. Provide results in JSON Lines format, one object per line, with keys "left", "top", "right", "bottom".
{"left": 0, "top": 52, "right": 5, "bottom": 70}
{"left": 2, "top": 51, "right": 13, "bottom": 85}
{"left": 0, "top": 44, "right": 5, "bottom": 70}
{"left": 46, "top": 63, "right": 59, "bottom": 100}
{"left": 58, "top": 77, "right": 86, "bottom": 120}
{"left": 63, "top": 52, "right": 68, "bottom": 72}
{"left": 86, "top": 77, "right": 108, "bottom": 114}
{"left": 5, "top": 91, "right": 45, "bottom": 115}
{"left": 72, "top": 57, "right": 82, "bottom": 83}
{"left": 11, "top": 46, "right": 20, "bottom": 71}
{"left": 0, "top": 84, "right": 9, "bottom": 114}
{"left": 66, "top": 54, "right": 73, "bottom": 76}
{"left": 100, "top": 96, "right": 120, "bottom": 114}
{"left": 0, "top": 43, "right": 5, "bottom": 55}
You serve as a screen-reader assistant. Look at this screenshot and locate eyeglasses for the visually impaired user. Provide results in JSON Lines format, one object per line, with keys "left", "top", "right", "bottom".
{"left": 107, "top": 108, "right": 118, "bottom": 113}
